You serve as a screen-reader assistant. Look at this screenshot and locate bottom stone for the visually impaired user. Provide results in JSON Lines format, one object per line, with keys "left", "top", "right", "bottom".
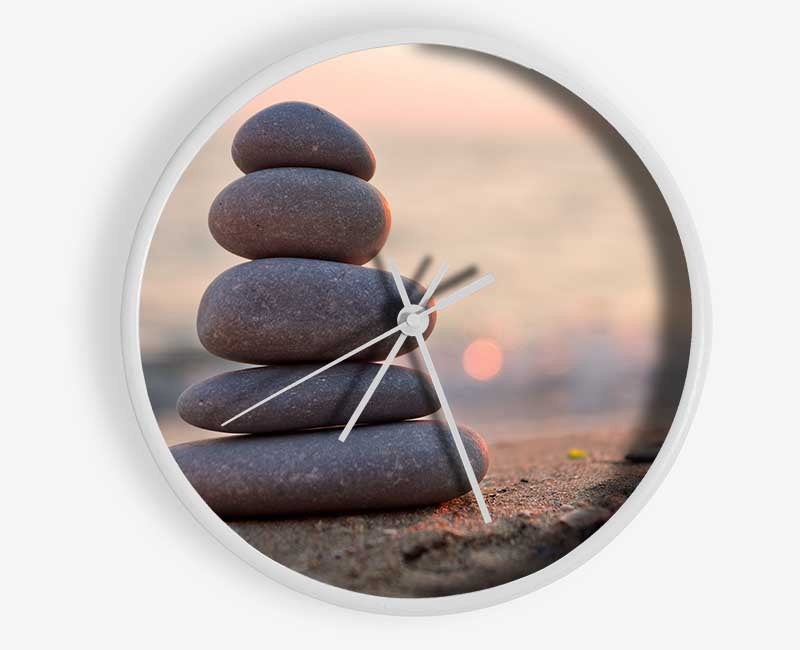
{"left": 171, "top": 421, "right": 490, "bottom": 519}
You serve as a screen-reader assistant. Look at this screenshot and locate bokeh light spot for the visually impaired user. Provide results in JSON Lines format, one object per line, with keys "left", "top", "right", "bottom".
{"left": 463, "top": 338, "right": 504, "bottom": 381}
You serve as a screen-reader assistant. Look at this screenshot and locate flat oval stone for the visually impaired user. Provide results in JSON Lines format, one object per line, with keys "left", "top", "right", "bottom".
{"left": 177, "top": 362, "right": 439, "bottom": 434}
{"left": 197, "top": 258, "right": 436, "bottom": 364}
{"left": 208, "top": 168, "right": 390, "bottom": 264}
{"left": 171, "top": 421, "right": 489, "bottom": 518}
{"left": 232, "top": 101, "right": 376, "bottom": 180}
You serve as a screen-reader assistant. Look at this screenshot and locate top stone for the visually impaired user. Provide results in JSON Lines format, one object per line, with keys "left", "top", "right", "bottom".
{"left": 231, "top": 101, "right": 376, "bottom": 180}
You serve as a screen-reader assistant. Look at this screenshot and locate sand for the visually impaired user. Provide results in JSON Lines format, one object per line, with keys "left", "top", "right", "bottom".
{"left": 229, "top": 431, "right": 650, "bottom": 597}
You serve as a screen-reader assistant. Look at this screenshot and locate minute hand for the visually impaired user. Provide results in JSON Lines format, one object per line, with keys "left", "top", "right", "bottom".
{"left": 220, "top": 273, "right": 495, "bottom": 428}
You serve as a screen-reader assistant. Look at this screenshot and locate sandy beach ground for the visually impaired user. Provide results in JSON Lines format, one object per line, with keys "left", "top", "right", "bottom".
{"left": 227, "top": 431, "right": 650, "bottom": 597}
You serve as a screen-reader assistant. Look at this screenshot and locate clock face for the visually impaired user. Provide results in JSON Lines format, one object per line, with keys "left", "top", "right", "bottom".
{"left": 137, "top": 44, "right": 694, "bottom": 605}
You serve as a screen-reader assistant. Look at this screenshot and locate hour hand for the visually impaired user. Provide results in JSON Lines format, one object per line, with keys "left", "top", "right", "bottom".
{"left": 338, "top": 333, "right": 407, "bottom": 442}
{"left": 340, "top": 260, "right": 448, "bottom": 442}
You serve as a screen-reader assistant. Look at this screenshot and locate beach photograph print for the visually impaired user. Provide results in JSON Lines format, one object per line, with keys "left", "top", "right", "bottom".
{"left": 140, "top": 44, "right": 692, "bottom": 598}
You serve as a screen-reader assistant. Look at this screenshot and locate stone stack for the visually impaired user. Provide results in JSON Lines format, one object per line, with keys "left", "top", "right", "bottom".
{"left": 171, "top": 102, "right": 489, "bottom": 519}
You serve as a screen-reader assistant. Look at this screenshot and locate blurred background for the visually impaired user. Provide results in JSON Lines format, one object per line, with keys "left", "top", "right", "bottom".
{"left": 141, "top": 44, "right": 691, "bottom": 449}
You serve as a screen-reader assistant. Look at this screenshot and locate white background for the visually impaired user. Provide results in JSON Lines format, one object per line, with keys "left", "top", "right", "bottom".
{"left": 3, "top": 1, "right": 798, "bottom": 647}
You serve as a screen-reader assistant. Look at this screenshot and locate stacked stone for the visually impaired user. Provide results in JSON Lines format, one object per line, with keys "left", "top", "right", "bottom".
{"left": 172, "top": 102, "right": 489, "bottom": 520}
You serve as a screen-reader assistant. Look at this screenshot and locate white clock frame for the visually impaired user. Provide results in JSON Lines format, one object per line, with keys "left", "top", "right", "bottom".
{"left": 121, "top": 28, "right": 711, "bottom": 616}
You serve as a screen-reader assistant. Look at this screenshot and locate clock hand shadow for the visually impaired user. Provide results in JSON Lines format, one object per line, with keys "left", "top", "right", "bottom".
{"left": 432, "top": 264, "right": 478, "bottom": 298}
{"left": 411, "top": 254, "right": 432, "bottom": 283}
{"left": 373, "top": 252, "right": 479, "bottom": 299}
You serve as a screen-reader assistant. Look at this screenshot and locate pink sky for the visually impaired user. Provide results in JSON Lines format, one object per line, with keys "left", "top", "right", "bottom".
{"left": 236, "top": 45, "right": 581, "bottom": 137}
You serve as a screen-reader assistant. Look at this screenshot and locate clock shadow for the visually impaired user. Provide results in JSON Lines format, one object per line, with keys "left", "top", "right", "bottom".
{"left": 421, "top": 45, "right": 693, "bottom": 462}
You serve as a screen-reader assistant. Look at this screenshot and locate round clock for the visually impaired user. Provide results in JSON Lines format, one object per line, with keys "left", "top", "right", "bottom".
{"left": 123, "top": 31, "right": 710, "bottom": 614}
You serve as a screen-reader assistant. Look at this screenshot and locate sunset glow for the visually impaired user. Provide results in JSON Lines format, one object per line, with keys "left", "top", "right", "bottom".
{"left": 463, "top": 338, "right": 504, "bottom": 381}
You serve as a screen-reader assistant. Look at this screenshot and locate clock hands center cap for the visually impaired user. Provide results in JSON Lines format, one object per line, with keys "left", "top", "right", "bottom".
{"left": 397, "top": 304, "right": 429, "bottom": 336}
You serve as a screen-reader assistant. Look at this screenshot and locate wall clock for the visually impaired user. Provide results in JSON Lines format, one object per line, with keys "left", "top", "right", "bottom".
{"left": 123, "top": 30, "right": 710, "bottom": 614}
